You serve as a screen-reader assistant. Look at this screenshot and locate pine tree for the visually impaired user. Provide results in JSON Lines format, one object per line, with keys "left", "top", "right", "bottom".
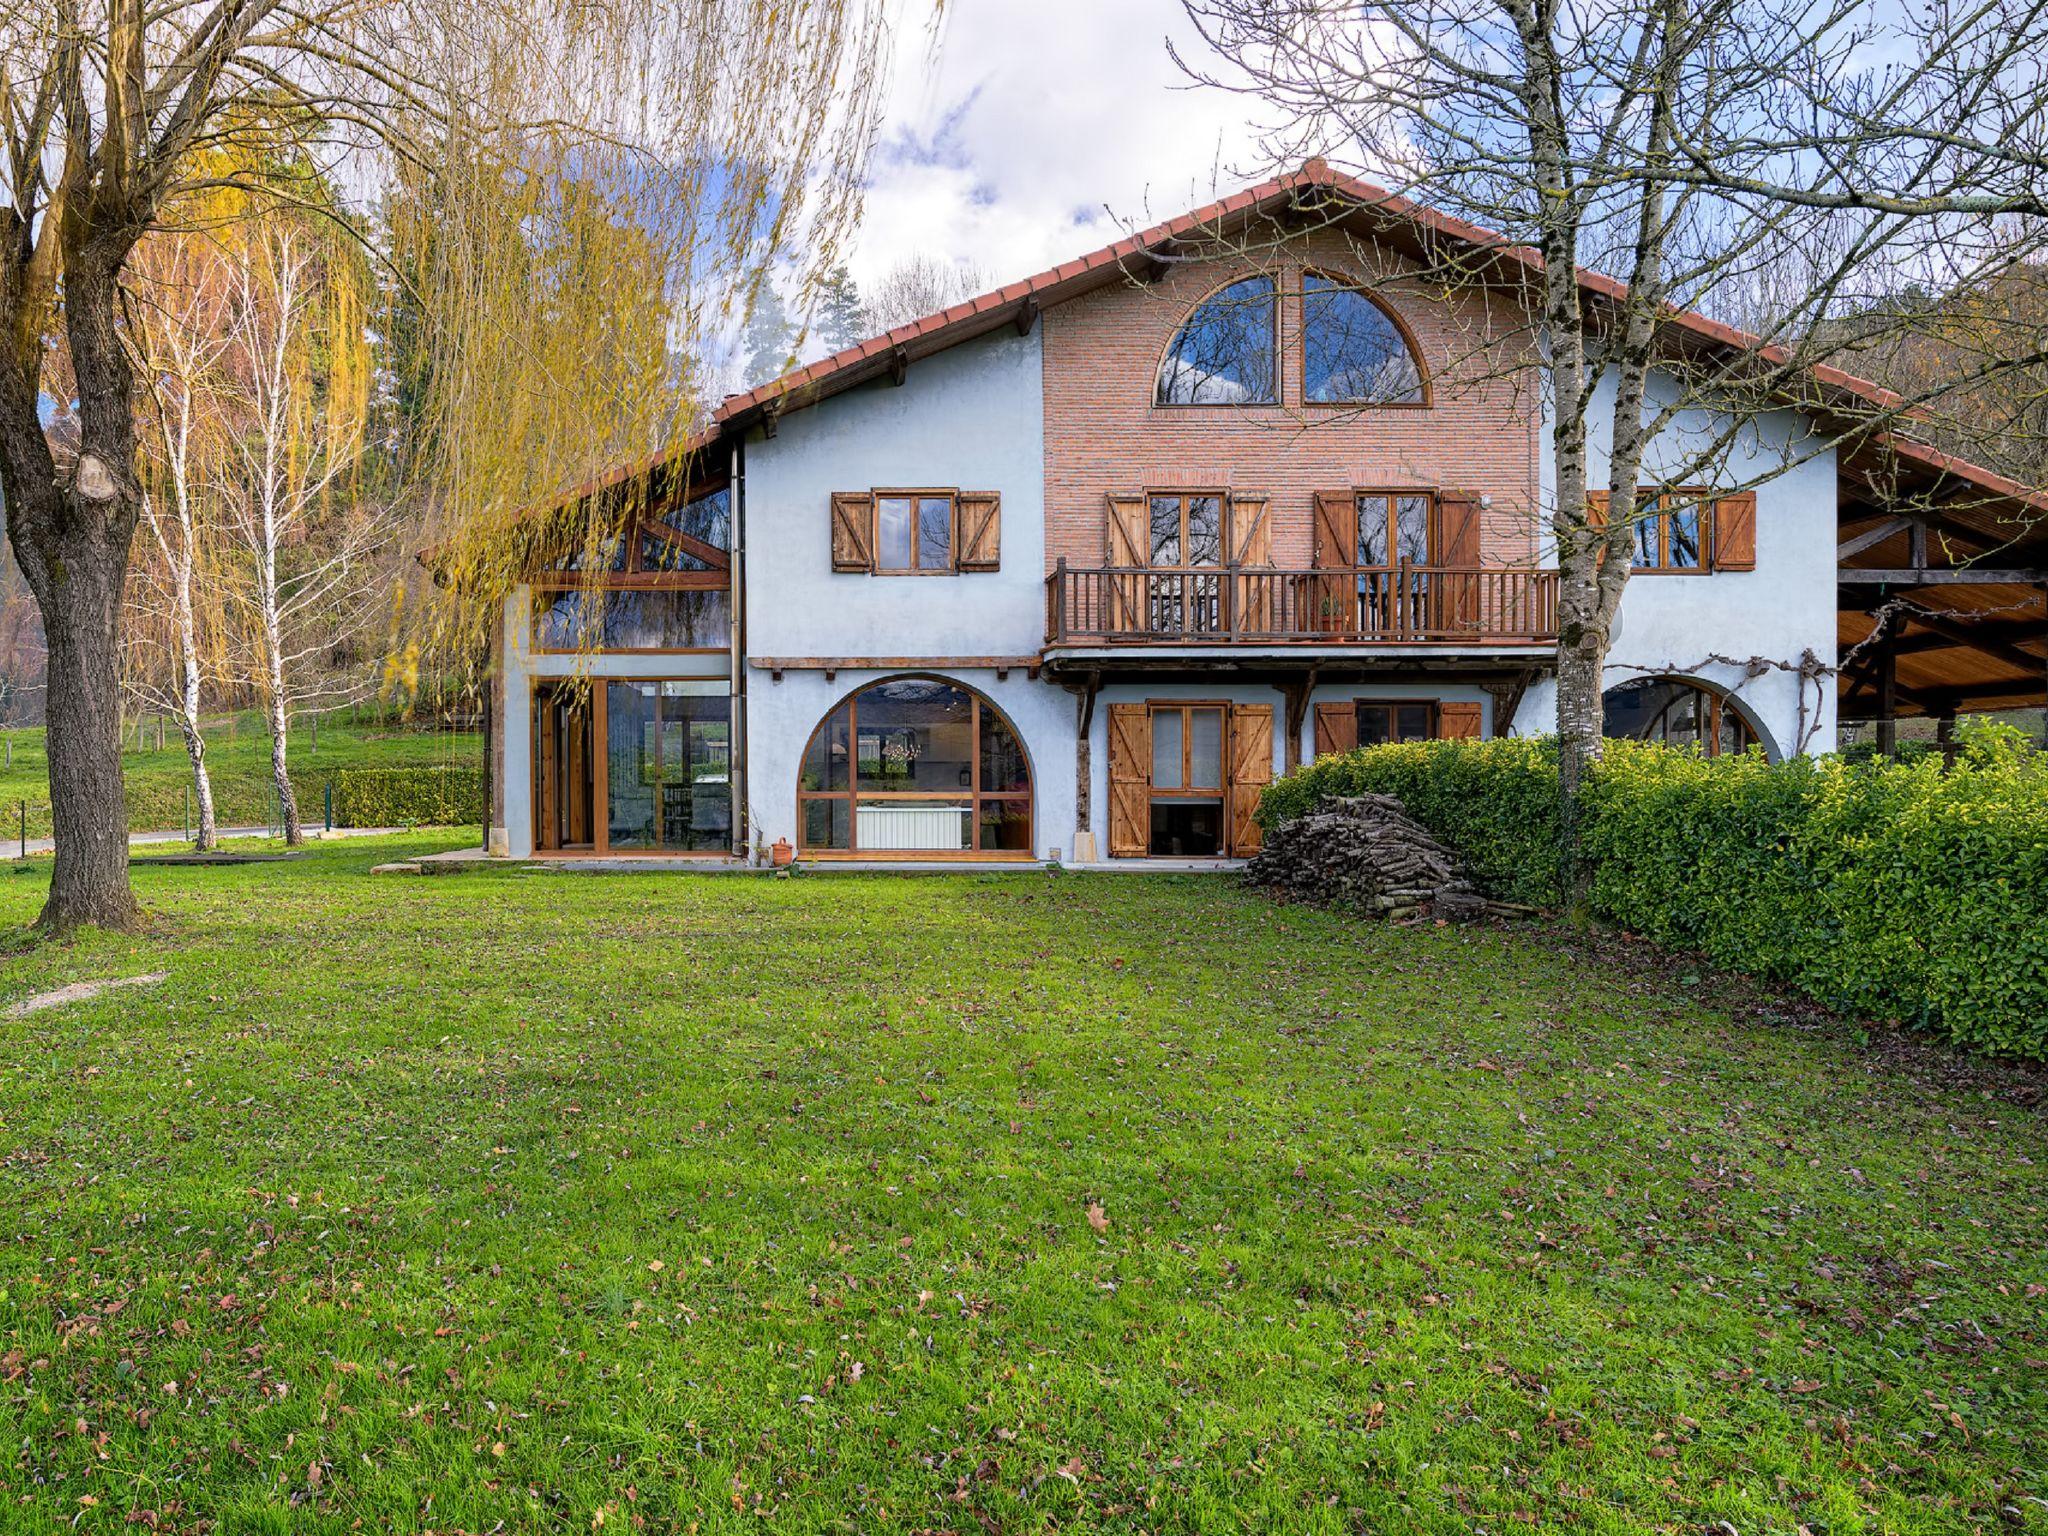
{"left": 744, "top": 282, "right": 797, "bottom": 387}
{"left": 816, "top": 264, "right": 869, "bottom": 352}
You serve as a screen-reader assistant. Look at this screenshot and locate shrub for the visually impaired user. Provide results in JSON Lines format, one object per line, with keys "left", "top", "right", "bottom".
{"left": 327, "top": 765, "right": 484, "bottom": 828}
{"left": 1255, "top": 735, "right": 1564, "bottom": 907}
{"left": 1257, "top": 724, "right": 2048, "bottom": 1057}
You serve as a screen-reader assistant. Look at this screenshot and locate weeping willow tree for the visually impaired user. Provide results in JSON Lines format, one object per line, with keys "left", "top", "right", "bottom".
{"left": 0, "top": 0, "right": 913, "bottom": 932}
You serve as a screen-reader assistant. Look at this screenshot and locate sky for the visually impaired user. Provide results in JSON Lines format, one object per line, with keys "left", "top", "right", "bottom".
{"left": 847, "top": 0, "right": 1281, "bottom": 299}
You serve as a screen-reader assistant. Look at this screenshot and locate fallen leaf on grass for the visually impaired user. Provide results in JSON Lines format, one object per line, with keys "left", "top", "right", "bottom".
{"left": 1086, "top": 1202, "right": 1109, "bottom": 1234}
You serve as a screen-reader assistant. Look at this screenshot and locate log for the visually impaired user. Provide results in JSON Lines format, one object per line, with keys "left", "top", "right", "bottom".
{"left": 1245, "top": 794, "right": 1524, "bottom": 922}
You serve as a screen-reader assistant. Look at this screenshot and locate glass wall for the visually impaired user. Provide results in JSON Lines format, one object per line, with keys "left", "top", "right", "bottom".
{"left": 533, "top": 587, "right": 731, "bottom": 652}
{"left": 604, "top": 683, "right": 733, "bottom": 852}
{"left": 797, "top": 678, "right": 1033, "bottom": 855}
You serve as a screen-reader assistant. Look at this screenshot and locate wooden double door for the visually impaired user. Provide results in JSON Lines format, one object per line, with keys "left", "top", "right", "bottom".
{"left": 1105, "top": 700, "right": 1273, "bottom": 859}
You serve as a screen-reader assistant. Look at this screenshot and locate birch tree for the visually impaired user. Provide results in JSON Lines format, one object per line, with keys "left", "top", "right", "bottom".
{"left": 0, "top": 0, "right": 918, "bottom": 932}
{"left": 1181, "top": 0, "right": 2048, "bottom": 893}
{"left": 128, "top": 222, "right": 234, "bottom": 850}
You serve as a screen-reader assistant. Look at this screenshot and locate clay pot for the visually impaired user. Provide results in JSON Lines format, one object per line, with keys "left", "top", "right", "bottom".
{"left": 770, "top": 837, "right": 795, "bottom": 868}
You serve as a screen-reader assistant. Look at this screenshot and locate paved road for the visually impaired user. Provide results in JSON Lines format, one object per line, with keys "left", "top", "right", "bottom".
{"left": 5, "top": 825, "right": 411, "bottom": 860}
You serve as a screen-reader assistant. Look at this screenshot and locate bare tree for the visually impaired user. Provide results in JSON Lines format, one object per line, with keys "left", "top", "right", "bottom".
{"left": 128, "top": 224, "right": 235, "bottom": 851}
{"left": 221, "top": 219, "right": 384, "bottom": 846}
{"left": 0, "top": 0, "right": 919, "bottom": 931}
{"left": 866, "top": 252, "right": 992, "bottom": 332}
{"left": 1181, "top": 0, "right": 2048, "bottom": 894}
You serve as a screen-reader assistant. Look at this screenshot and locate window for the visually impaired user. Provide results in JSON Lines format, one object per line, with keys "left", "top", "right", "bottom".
{"left": 1603, "top": 676, "right": 1756, "bottom": 756}
{"left": 1356, "top": 492, "right": 1434, "bottom": 567}
{"left": 544, "top": 484, "right": 732, "bottom": 577}
{"left": 1303, "top": 275, "right": 1426, "bottom": 404}
{"left": 1627, "top": 491, "right": 1709, "bottom": 573}
{"left": 532, "top": 586, "right": 731, "bottom": 652}
{"left": 1356, "top": 700, "right": 1436, "bottom": 746}
{"left": 797, "top": 678, "right": 1033, "bottom": 855}
{"left": 604, "top": 683, "right": 734, "bottom": 851}
{"left": 1145, "top": 491, "right": 1226, "bottom": 634}
{"left": 1148, "top": 703, "right": 1227, "bottom": 855}
{"left": 1156, "top": 277, "right": 1278, "bottom": 405}
{"left": 876, "top": 491, "right": 956, "bottom": 573}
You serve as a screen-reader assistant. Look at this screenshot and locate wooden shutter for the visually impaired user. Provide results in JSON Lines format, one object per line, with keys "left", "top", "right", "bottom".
{"left": 1227, "top": 703, "right": 1274, "bottom": 856}
{"left": 1311, "top": 491, "right": 1358, "bottom": 634}
{"left": 1106, "top": 493, "right": 1148, "bottom": 633}
{"left": 1583, "top": 490, "right": 1610, "bottom": 567}
{"left": 1230, "top": 493, "right": 1272, "bottom": 632}
{"left": 1107, "top": 703, "right": 1151, "bottom": 858}
{"left": 830, "top": 492, "right": 874, "bottom": 572}
{"left": 957, "top": 491, "right": 1001, "bottom": 571}
{"left": 1437, "top": 490, "right": 1483, "bottom": 632}
{"left": 1713, "top": 490, "right": 1756, "bottom": 571}
{"left": 1436, "top": 701, "right": 1483, "bottom": 740}
{"left": 1313, "top": 701, "right": 1358, "bottom": 757}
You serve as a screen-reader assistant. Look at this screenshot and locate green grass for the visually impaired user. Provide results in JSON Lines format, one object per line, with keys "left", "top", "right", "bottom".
{"left": 1, "top": 838, "right": 2043, "bottom": 1533}
{"left": 0, "top": 713, "right": 481, "bottom": 839}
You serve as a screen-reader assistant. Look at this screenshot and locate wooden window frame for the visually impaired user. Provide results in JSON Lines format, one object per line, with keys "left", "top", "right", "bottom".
{"left": 531, "top": 678, "right": 735, "bottom": 859}
{"left": 1351, "top": 488, "right": 1439, "bottom": 567}
{"left": 1610, "top": 676, "right": 1757, "bottom": 757}
{"left": 1143, "top": 489, "right": 1235, "bottom": 571}
{"left": 1297, "top": 269, "right": 1433, "bottom": 410}
{"left": 1353, "top": 698, "right": 1440, "bottom": 745}
{"left": 1152, "top": 274, "right": 1281, "bottom": 409}
{"left": 1146, "top": 700, "right": 1230, "bottom": 799}
{"left": 872, "top": 488, "right": 961, "bottom": 575}
{"left": 795, "top": 677, "right": 1035, "bottom": 860}
{"left": 1627, "top": 487, "right": 1714, "bottom": 575}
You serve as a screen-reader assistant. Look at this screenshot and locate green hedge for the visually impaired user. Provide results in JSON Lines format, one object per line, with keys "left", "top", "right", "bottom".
{"left": 327, "top": 765, "right": 485, "bottom": 828}
{"left": 1257, "top": 722, "right": 2048, "bottom": 1057}
{"left": 1255, "top": 735, "right": 1565, "bottom": 907}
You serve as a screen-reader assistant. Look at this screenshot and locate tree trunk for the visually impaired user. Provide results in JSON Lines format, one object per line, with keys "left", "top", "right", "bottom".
{"left": 264, "top": 654, "right": 302, "bottom": 845}
{"left": 26, "top": 527, "right": 141, "bottom": 930}
{"left": 178, "top": 679, "right": 218, "bottom": 853}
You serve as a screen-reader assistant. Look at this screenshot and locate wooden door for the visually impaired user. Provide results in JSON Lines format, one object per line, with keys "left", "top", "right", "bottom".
{"left": 1227, "top": 704, "right": 1273, "bottom": 855}
{"left": 1107, "top": 703, "right": 1150, "bottom": 857}
{"left": 535, "top": 693, "right": 561, "bottom": 850}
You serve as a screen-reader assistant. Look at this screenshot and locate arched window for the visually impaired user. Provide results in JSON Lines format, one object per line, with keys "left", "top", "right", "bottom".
{"left": 1302, "top": 275, "right": 1426, "bottom": 404}
{"left": 1603, "top": 676, "right": 1758, "bottom": 757}
{"left": 797, "top": 677, "right": 1033, "bottom": 855}
{"left": 1156, "top": 277, "right": 1278, "bottom": 405}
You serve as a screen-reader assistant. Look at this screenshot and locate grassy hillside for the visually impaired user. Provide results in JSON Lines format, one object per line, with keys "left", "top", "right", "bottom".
{"left": 0, "top": 709, "right": 482, "bottom": 840}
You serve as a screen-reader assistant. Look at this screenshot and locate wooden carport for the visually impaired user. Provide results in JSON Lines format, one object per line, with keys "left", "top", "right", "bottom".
{"left": 1836, "top": 436, "right": 2048, "bottom": 751}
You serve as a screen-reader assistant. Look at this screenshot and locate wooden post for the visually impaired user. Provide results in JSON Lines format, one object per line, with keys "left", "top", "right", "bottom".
{"left": 1875, "top": 635, "right": 1898, "bottom": 758}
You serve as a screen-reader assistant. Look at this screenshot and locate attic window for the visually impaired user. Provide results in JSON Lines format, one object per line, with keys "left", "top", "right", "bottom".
{"left": 1302, "top": 276, "right": 1426, "bottom": 404}
{"left": 1156, "top": 277, "right": 1278, "bottom": 405}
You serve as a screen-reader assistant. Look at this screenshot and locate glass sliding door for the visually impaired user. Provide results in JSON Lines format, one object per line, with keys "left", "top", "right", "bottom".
{"left": 598, "top": 682, "right": 733, "bottom": 854}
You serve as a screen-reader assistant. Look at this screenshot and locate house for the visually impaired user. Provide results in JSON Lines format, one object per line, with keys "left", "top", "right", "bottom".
{"left": 475, "top": 162, "right": 2048, "bottom": 863}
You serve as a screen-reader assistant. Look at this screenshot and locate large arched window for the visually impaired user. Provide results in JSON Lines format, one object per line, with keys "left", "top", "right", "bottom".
{"left": 1603, "top": 676, "right": 1758, "bottom": 757}
{"left": 1302, "top": 275, "right": 1426, "bottom": 404}
{"left": 797, "top": 677, "right": 1033, "bottom": 856}
{"left": 1156, "top": 277, "right": 1278, "bottom": 405}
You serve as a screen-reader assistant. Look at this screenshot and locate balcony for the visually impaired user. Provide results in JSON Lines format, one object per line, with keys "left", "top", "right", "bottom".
{"left": 1044, "top": 561, "right": 1559, "bottom": 649}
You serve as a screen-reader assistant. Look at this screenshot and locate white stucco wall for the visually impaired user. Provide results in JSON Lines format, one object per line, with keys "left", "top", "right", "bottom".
{"left": 742, "top": 327, "right": 1048, "bottom": 659}
{"left": 1521, "top": 369, "right": 1841, "bottom": 756}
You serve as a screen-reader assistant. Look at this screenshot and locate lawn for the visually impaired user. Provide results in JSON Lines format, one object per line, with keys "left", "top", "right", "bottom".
{"left": 1, "top": 837, "right": 2043, "bottom": 1534}
{"left": 0, "top": 713, "right": 482, "bottom": 840}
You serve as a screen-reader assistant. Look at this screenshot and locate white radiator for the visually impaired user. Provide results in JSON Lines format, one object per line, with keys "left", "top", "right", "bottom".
{"left": 856, "top": 804, "right": 971, "bottom": 852}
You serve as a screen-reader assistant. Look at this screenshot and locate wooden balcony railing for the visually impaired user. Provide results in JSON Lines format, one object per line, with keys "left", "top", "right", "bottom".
{"left": 1044, "top": 561, "right": 1559, "bottom": 646}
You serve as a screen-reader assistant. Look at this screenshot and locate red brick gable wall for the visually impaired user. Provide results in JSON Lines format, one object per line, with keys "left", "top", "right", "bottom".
{"left": 1041, "top": 230, "right": 1544, "bottom": 572}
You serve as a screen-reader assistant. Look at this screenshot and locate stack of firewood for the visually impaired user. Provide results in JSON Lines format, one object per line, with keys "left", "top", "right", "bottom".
{"left": 1246, "top": 794, "right": 1526, "bottom": 921}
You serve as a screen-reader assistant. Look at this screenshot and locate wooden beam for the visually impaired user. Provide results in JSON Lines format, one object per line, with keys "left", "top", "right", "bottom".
{"left": 750, "top": 655, "right": 1042, "bottom": 673}
{"left": 1839, "top": 567, "right": 2048, "bottom": 586}
{"left": 1013, "top": 295, "right": 1039, "bottom": 336}
{"left": 1836, "top": 517, "right": 1912, "bottom": 560}
{"left": 886, "top": 346, "right": 909, "bottom": 387}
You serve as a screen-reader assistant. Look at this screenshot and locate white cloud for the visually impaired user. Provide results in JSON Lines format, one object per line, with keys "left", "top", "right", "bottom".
{"left": 852, "top": 0, "right": 1281, "bottom": 296}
